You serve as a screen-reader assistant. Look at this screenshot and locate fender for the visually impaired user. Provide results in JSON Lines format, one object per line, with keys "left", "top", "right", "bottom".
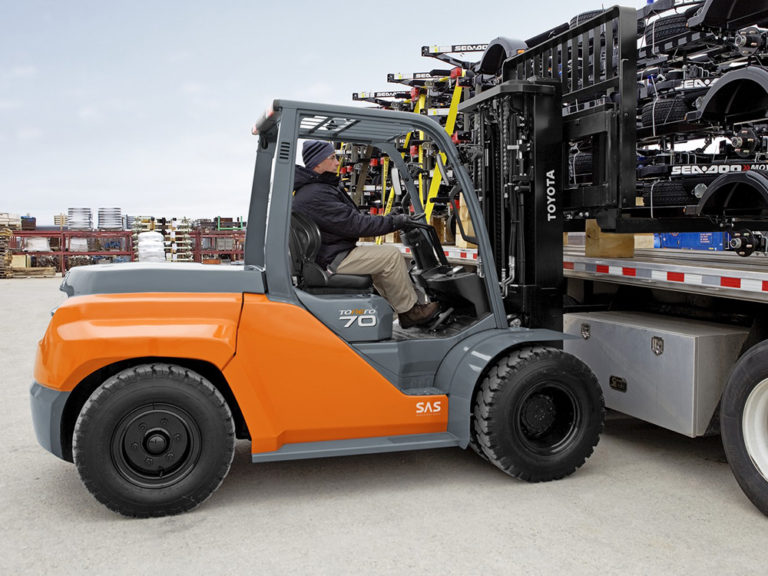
{"left": 686, "top": 67, "right": 768, "bottom": 125}
{"left": 696, "top": 169, "right": 768, "bottom": 217}
{"left": 34, "top": 292, "right": 242, "bottom": 391}
{"left": 476, "top": 36, "right": 527, "bottom": 75}
{"left": 433, "top": 327, "right": 567, "bottom": 447}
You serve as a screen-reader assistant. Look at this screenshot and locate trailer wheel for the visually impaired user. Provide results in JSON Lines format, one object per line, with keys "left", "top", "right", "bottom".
{"left": 642, "top": 180, "right": 692, "bottom": 207}
{"left": 641, "top": 98, "right": 688, "bottom": 127}
{"left": 721, "top": 342, "right": 768, "bottom": 515}
{"left": 644, "top": 13, "right": 688, "bottom": 48}
{"left": 73, "top": 363, "right": 235, "bottom": 517}
{"left": 473, "top": 346, "right": 604, "bottom": 481}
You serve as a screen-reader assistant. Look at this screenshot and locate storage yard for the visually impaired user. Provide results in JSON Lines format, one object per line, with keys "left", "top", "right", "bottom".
{"left": 6, "top": 0, "right": 768, "bottom": 571}
{"left": 3, "top": 276, "right": 768, "bottom": 573}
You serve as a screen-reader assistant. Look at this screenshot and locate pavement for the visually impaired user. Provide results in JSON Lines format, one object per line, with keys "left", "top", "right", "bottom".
{"left": 2, "top": 276, "right": 767, "bottom": 575}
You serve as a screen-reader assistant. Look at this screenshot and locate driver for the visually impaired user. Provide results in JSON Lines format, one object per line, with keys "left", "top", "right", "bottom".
{"left": 293, "top": 140, "right": 440, "bottom": 328}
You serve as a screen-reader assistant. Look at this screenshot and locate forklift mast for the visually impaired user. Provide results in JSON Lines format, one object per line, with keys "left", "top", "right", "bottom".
{"left": 456, "top": 6, "right": 638, "bottom": 331}
{"left": 461, "top": 80, "right": 564, "bottom": 331}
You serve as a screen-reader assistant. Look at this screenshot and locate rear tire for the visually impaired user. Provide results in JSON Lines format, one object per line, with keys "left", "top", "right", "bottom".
{"left": 73, "top": 363, "right": 235, "bottom": 517}
{"left": 721, "top": 342, "right": 768, "bottom": 516}
{"left": 473, "top": 346, "right": 604, "bottom": 481}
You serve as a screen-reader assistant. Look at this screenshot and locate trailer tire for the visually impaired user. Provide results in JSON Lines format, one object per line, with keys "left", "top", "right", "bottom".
{"left": 73, "top": 363, "right": 235, "bottom": 517}
{"left": 473, "top": 346, "right": 604, "bottom": 481}
{"left": 641, "top": 98, "right": 688, "bottom": 127}
{"left": 644, "top": 14, "right": 688, "bottom": 48}
{"left": 721, "top": 342, "right": 768, "bottom": 516}
{"left": 642, "top": 180, "right": 691, "bottom": 206}
{"left": 569, "top": 10, "right": 604, "bottom": 27}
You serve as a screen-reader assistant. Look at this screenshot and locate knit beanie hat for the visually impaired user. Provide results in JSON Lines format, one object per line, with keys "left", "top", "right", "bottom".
{"left": 303, "top": 140, "right": 335, "bottom": 170}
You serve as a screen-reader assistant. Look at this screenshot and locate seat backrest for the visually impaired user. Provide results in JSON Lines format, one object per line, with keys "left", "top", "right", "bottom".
{"left": 289, "top": 211, "right": 373, "bottom": 292}
{"left": 289, "top": 212, "right": 321, "bottom": 275}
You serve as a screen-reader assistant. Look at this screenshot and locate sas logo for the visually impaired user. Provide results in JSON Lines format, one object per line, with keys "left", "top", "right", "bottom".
{"left": 416, "top": 400, "right": 442, "bottom": 414}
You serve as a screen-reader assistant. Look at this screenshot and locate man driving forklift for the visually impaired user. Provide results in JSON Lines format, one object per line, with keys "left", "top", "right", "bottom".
{"left": 293, "top": 139, "right": 440, "bottom": 328}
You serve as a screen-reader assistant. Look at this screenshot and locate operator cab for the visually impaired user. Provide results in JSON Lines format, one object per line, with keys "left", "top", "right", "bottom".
{"left": 249, "top": 101, "right": 496, "bottom": 343}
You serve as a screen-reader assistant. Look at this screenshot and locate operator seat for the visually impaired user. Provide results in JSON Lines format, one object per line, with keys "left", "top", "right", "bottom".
{"left": 289, "top": 212, "right": 373, "bottom": 293}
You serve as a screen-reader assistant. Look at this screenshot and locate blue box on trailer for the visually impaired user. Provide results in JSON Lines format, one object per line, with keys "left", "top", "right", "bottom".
{"left": 656, "top": 232, "right": 729, "bottom": 251}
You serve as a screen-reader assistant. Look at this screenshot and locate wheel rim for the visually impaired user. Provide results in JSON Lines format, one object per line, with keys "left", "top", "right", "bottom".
{"left": 111, "top": 403, "right": 202, "bottom": 488}
{"left": 743, "top": 378, "right": 768, "bottom": 481}
{"left": 515, "top": 382, "right": 581, "bottom": 456}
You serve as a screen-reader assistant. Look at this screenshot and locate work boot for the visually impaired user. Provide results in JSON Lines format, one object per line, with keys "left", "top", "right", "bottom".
{"left": 398, "top": 301, "right": 440, "bottom": 329}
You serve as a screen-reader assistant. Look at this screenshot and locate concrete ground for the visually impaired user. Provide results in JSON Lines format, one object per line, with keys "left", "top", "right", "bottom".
{"left": 2, "top": 276, "right": 767, "bottom": 575}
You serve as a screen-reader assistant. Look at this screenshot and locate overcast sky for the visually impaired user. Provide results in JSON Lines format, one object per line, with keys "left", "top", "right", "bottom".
{"left": 2, "top": 0, "right": 642, "bottom": 225}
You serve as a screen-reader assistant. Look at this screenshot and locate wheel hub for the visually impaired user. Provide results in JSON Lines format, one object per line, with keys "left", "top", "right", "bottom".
{"left": 522, "top": 394, "right": 557, "bottom": 436}
{"left": 144, "top": 431, "right": 169, "bottom": 455}
{"left": 113, "top": 405, "right": 199, "bottom": 486}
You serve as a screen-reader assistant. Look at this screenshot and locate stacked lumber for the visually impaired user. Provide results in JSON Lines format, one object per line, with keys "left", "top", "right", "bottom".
{"left": 9, "top": 266, "right": 56, "bottom": 278}
{"left": 0, "top": 228, "right": 12, "bottom": 278}
{"left": 0, "top": 213, "right": 21, "bottom": 229}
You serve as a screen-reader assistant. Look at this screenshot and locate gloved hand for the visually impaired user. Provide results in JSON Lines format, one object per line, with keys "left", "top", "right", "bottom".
{"left": 392, "top": 214, "right": 418, "bottom": 232}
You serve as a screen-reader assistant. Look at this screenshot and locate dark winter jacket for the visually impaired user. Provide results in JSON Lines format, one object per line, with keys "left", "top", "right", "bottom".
{"left": 293, "top": 165, "right": 397, "bottom": 268}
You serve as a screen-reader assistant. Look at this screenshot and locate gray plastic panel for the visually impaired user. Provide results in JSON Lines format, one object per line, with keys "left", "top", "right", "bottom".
{"left": 353, "top": 314, "right": 498, "bottom": 391}
{"left": 296, "top": 290, "right": 393, "bottom": 342}
{"left": 251, "top": 432, "right": 460, "bottom": 463}
{"left": 30, "top": 382, "right": 70, "bottom": 460}
{"left": 60, "top": 262, "right": 265, "bottom": 297}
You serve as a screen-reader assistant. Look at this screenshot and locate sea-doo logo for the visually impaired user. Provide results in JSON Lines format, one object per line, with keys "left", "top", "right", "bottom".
{"left": 339, "top": 309, "right": 377, "bottom": 328}
{"left": 671, "top": 164, "right": 744, "bottom": 175}
{"left": 675, "top": 78, "right": 716, "bottom": 91}
{"left": 453, "top": 44, "right": 488, "bottom": 51}
{"left": 546, "top": 170, "right": 557, "bottom": 222}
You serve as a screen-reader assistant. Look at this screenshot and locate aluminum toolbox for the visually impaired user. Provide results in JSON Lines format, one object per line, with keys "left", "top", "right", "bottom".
{"left": 564, "top": 311, "right": 749, "bottom": 437}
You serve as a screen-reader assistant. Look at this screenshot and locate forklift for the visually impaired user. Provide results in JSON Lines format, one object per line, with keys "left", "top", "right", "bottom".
{"left": 31, "top": 96, "right": 603, "bottom": 517}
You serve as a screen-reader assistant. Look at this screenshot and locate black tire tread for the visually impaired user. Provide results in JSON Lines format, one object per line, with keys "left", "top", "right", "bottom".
{"left": 720, "top": 342, "right": 768, "bottom": 516}
{"left": 73, "top": 363, "right": 235, "bottom": 518}
{"left": 641, "top": 180, "right": 691, "bottom": 206}
{"left": 644, "top": 13, "right": 688, "bottom": 47}
{"left": 472, "top": 346, "right": 604, "bottom": 482}
{"left": 641, "top": 98, "right": 688, "bottom": 127}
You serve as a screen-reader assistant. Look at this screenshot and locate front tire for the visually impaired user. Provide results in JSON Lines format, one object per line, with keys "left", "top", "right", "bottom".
{"left": 73, "top": 363, "right": 235, "bottom": 517}
{"left": 473, "top": 346, "right": 604, "bottom": 481}
{"left": 721, "top": 342, "right": 768, "bottom": 516}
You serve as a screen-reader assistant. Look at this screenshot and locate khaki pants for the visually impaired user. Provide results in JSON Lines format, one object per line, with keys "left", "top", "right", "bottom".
{"left": 335, "top": 245, "right": 417, "bottom": 313}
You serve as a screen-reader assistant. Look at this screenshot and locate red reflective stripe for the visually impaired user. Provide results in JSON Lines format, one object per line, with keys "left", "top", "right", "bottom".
{"left": 563, "top": 261, "right": 575, "bottom": 270}
{"left": 596, "top": 265, "right": 609, "bottom": 273}
{"left": 720, "top": 277, "right": 741, "bottom": 288}
{"left": 763, "top": 281, "right": 768, "bottom": 292}
{"left": 668, "top": 272, "right": 684, "bottom": 282}
{"left": 460, "top": 252, "right": 467, "bottom": 259}
{"left": 622, "top": 267, "right": 636, "bottom": 277}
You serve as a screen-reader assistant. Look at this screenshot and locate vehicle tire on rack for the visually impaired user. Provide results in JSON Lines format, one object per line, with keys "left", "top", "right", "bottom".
{"left": 73, "top": 363, "right": 236, "bottom": 517}
{"left": 570, "top": 9, "right": 644, "bottom": 34}
{"left": 472, "top": 346, "right": 604, "bottom": 481}
{"left": 721, "top": 341, "right": 768, "bottom": 516}
{"left": 569, "top": 152, "right": 593, "bottom": 184}
{"left": 569, "top": 10, "right": 604, "bottom": 27}
{"left": 641, "top": 97, "right": 688, "bottom": 127}
{"left": 644, "top": 13, "right": 688, "bottom": 47}
{"left": 642, "top": 180, "right": 692, "bottom": 206}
